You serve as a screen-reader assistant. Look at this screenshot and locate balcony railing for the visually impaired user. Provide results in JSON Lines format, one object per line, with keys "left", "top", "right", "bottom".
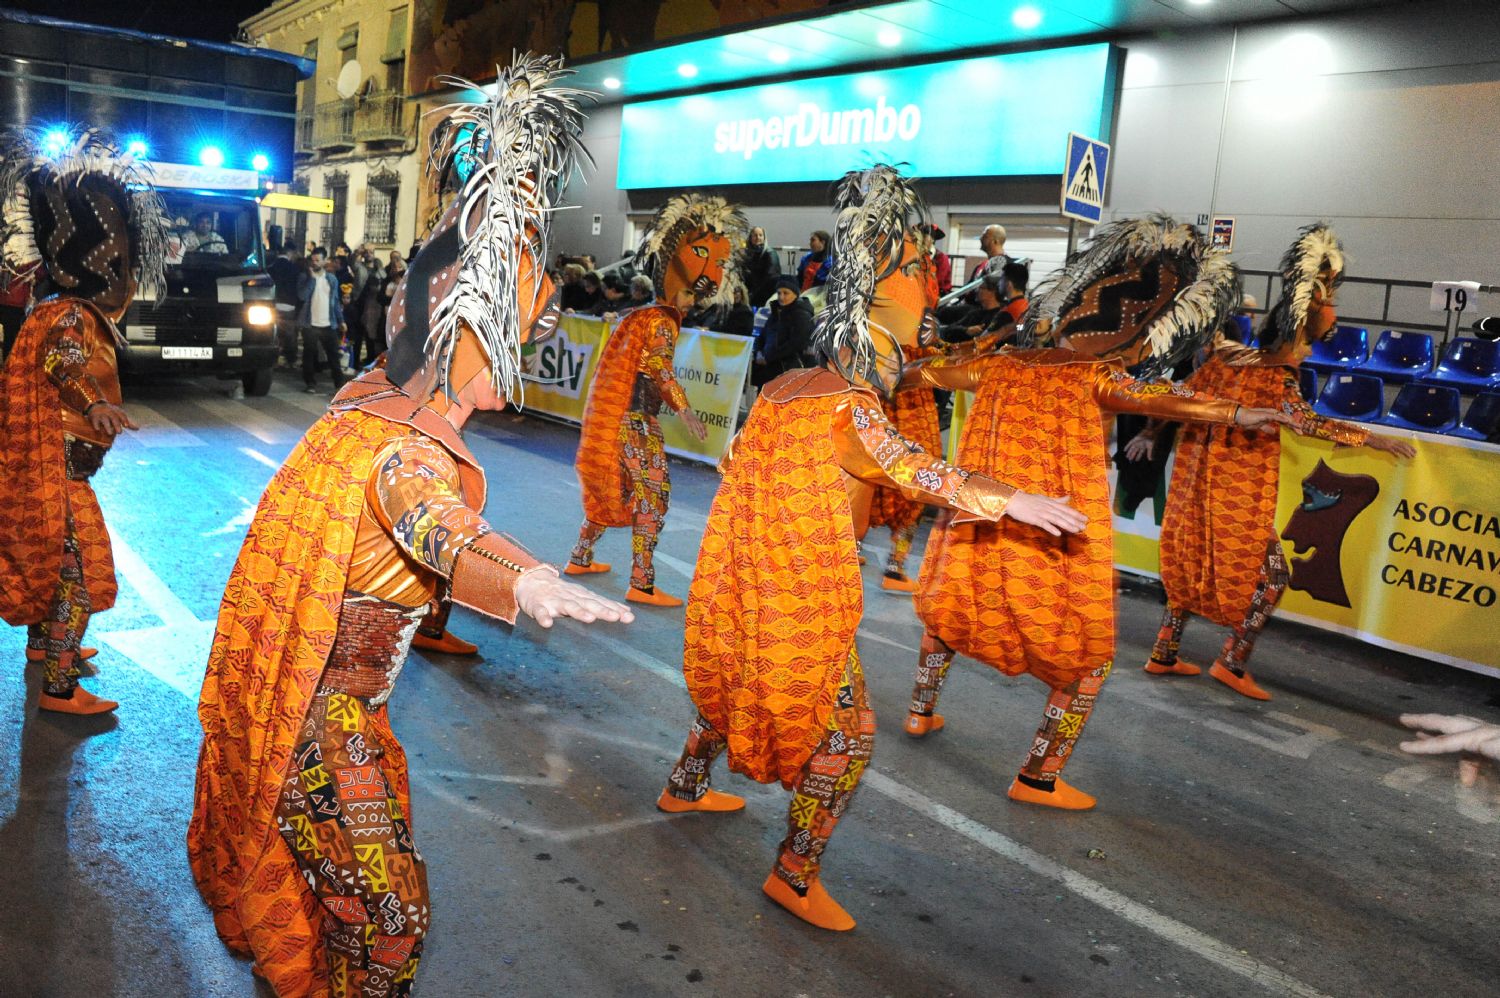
{"left": 313, "top": 99, "right": 356, "bottom": 150}
{"left": 354, "top": 91, "right": 409, "bottom": 143}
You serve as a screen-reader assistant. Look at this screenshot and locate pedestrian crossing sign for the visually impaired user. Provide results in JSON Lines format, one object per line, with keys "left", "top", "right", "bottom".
{"left": 1060, "top": 133, "right": 1110, "bottom": 223}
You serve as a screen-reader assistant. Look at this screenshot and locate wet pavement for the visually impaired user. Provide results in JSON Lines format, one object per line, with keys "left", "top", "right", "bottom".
{"left": 2, "top": 370, "right": 1498, "bottom": 998}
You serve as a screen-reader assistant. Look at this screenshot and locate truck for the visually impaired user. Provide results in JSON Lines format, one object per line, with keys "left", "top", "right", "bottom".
{"left": 1, "top": 9, "right": 314, "bottom": 395}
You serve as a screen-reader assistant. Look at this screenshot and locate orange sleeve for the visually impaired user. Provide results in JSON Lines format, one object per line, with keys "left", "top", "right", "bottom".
{"left": 1279, "top": 370, "right": 1370, "bottom": 446}
{"left": 899, "top": 352, "right": 1003, "bottom": 392}
{"left": 370, "top": 436, "right": 550, "bottom": 624}
{"left": 42, "top": 305, "right": 106, "bottom": 415}
{"left": 1090, "top": 365, "right": 1241, "bottom": 423}
{"left": 644, "top": 314, "right": 691, "bottom": 414}
{"left": 832, "top": 394, "right": 1013, "bottom": 522}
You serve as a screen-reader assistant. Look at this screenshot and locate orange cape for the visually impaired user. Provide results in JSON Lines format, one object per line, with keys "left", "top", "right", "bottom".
{"left": 188, "top": 374, "right": 485, "bottom": 998}
{"left": 1159, "top": 357, "right": 1287, "bottom": 626}
{"left": 574, "top": 306, "right": 674, "bottom": 527}
{"left": 684, "top": 371, "right": 866, "bottom": 788}
{"left": 0, "top": 297, "right": 117, "bottom": 625}
{"left": 915, "top": 357, "right": 1115, "bottom": 689}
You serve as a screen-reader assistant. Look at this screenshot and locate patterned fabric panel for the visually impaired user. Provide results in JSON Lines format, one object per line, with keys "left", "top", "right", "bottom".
{"left": 868, "top": 383, "right": 943, "bottom": 532}
{"left": 915, "top": 356, "right": 1116, "bottom": 689}
{"left": 684, "top": 390, "right": 865, "bottom": 789}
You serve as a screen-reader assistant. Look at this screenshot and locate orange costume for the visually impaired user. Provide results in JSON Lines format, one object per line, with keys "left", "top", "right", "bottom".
{"left": 1144, "top": 224, "right": 1393, "bottom": 700}
{"left": 0, "top": 125, "right": 170, "bottom": 715}
{"left": 568, "top": 194, "right": 744, "bottom": 606}
{"left": 189, "top": 57, "right": 596, "bottom": 997}
{"left": 867, "top": 343, "right": 943, "bottom": 589}
{"left": 655, "top": 166, "right": 1070, "bottom": 933}
{"left": 903, "top": 215, "right": 1249, "bottom": 810}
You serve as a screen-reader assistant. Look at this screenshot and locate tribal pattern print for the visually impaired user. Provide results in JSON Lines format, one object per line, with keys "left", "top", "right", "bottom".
{"left": 570, "top": 411, "right": 671, "bottom": 590}
{"left": 773, "top": 648, "right": 874, "bottom": 893}
{"left": 664, "top": 714, "right": 729, "bottom": 802}
{"left": 26, "top": 525, "right": 91, "bottom": 696}
{"left": 1021, "top": 661, "right": 1111, "bottom": 785}
{"left": 277, "top": 691, "right": 429, "bottom": 998}
{"left": 908, "top": 632, "right": 956, "bottom": 718}
{"left": 1218, "top": 540, "right": 1291, "bottom": 675}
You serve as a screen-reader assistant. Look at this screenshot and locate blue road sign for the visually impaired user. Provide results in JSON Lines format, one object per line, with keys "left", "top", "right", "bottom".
{"left": 1060, "top": 132, "right": 1111, "bottom": 223}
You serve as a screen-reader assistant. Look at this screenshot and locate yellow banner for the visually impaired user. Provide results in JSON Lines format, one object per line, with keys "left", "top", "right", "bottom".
{"left": 1275, "top": 433, "right": 1500, "bottom": 674}
{"left": 519, "top": 314, "right": 753, "bottom": 464}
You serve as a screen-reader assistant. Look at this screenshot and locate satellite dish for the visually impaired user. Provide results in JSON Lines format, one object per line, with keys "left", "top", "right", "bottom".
{"left": 336, "top": 60, "right": 363, "bottom": 99}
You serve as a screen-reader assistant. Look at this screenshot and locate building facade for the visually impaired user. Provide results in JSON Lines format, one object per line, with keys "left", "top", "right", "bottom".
{"left": 241, "top": 0, "right": 420, "bottom": 255}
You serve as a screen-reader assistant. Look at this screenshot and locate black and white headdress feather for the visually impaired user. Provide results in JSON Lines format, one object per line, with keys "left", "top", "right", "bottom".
{"left": 1020, "top": 213, "right": 1240, "bottom": 378}
{"left": 813, "top": 164, "right": 926, "bottom": 391}
{"left": 1258, "top": 222, "right": 1344, "bottom": 352}
{"left": 634, "top": 193, "right": 748, "bottom": 308}
{"left": 414, "top": 54, "right": 591, "bottom": 397}
{"left": 0, "top": 125, "right": 169, "bottom": 303}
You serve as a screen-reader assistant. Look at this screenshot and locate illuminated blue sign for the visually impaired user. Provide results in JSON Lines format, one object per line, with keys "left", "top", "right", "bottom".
{"left": 618, "top": 44, "right": 1119, "bottom": 188}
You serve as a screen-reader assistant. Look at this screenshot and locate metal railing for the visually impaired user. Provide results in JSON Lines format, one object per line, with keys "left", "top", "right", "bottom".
{"left": 295, "top": 109, "right": 315, "bottom": 154}
{"left": 314, "top": 99, "right": 356, "bottom": 149}
{"left": 354, "top": 91, "right": 408, "bottom": 143}
{"left": 1240, "top": 269, "right": 1500, "bottom": 350}
{"left": 364, "top": 183, "right": 399, "bottom": 245}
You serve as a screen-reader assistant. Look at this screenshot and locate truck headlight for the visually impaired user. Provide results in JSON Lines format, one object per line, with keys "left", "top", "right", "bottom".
{"left": 246, "top": 304, "right": 275, "bottom": 327}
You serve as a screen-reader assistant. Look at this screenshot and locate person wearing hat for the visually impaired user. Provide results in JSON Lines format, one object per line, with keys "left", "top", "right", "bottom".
{"left": 752, "top": 275, "right": 815, "bottom": 387}
{"left": 920, "top": 222, "right": 953, "bottom": 297}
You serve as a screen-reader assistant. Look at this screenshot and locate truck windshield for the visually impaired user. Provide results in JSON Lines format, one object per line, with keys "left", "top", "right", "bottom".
{"left": 161, "top": 193, "right": 262, "bottom": 272}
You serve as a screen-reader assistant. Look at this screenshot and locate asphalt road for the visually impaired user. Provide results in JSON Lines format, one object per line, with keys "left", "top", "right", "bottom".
{"left": 1, "top": 370, "right": 1497, "bottom": 998}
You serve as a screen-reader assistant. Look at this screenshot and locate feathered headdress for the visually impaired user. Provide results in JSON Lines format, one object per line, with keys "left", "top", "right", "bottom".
{"left": 1020, "top": 213, "right": 1240, "bottom": 378}
{"left": 0, "top": 125, "right": 169, "bottom": 308}
{"left": 385, "top": 53, "right": 590, "bottom": 399}
{"left": 634, "top": 193, "right": 748, "bottom": 308}
{"left": 813, "top": 164, "right": 926, "bottom": 390}
{"left": 1257, "top": 222, "right": 1344, "bottom": 352}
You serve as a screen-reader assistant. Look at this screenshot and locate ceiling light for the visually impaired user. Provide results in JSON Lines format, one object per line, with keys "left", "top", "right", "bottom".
{"left": 877, "top": 27, "right": 902, "bottom": 48}
{"left": 768, "top": 46, "right": 791, "bottom": 65}
{"left": 1186, "top": 0, "right": 1212, "bottom": 5}
{"left": 602, "top": 76, "right": 622, "bottom": 90}
{"left": 250, "top": 153, "right": 270, "bottom": 172}
{"left": 1012, "top": 6, "right": 1043, "bottom": 30}
{"left": 198, "top": 145, "right": 225, "bottom": 168}
{"left": 677, "top": 63, "right": 698, "bottom": 79}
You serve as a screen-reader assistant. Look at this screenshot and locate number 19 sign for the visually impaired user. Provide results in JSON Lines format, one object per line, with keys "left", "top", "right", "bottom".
{"left": 1430, "top": 280, "right": 1480, "bottom": 314}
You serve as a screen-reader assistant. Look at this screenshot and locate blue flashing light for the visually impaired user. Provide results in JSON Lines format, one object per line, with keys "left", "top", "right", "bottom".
{"left": 42, "top": 128, "right": 69, "bottom": 156}
{"left": 125, "top": 136, "right": 149, "bottom": 159}
{"left": 198, "top": 145, "right": 225, "bottom": 168}
{"left": 250, "top": 153, "right": 270, "bottom": 172}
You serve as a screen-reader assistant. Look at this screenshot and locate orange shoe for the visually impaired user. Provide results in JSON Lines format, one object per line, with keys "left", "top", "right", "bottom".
{"left": 904, "top": 712, "right": 945, "bottom": 738}
{"left": 25, "top": 646, "right": 97, "bottom": 663}
{"left": 1209, "top": 663, "right": 1271, "bottom": 701}
{"left": 1007, "top": 776, "right": 1096, "bottom": 811}
{"left": 881, "top": 573, "right": 917, "bottom": 593}
{"left": 564, "top": 561, "right": 611, "bottom": 576}
{"left": 655, "top": 788, "right": 746, "bottom": 814}
{"left": 627, "top": 587, "right": 683, "bottom": 608}
{"left": 1143, "top": 657, "right": 1202, "bottom": 677}
{"left": 857, "top": 554, "right": 866, "bottom": 566}
{"left": 411, "top": 630, "right": 479, "bottom": 655}
{"left": 762, "top": 872, "right": 855, "bottom": 931}
{"left": 39, "top": 687, "right": 118, "bottom": 715}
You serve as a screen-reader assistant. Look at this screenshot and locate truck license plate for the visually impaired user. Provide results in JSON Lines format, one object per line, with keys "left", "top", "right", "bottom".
{"left": 162, "top": 346, "right": 213, "bottom": 360}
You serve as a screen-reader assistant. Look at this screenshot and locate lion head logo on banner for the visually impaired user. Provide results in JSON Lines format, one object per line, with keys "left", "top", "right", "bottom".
{"left": 1280, "top": 460, "right": 1381, "bottom": 607}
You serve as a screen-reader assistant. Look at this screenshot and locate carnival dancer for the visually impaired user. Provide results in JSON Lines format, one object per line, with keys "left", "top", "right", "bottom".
{"left": 869, "top": 225, "right": 944, "bottom": 593}
{"left": 566, "top": 195, "right": 725, "bottom": 607}
{"left": 189, "top": 57, "right": 632, "bottom": 998}
{"left": 655, "top": 166, "right": 1087, "bottom": 931}
{"left": 0, "top": 126, "right": 169, "bottom": 715}
{"left": 1129, "top": 224, "right": 1414, "bottom": 700}
{"left": 902, "top": 216, "right": 1290, "bottom": 810}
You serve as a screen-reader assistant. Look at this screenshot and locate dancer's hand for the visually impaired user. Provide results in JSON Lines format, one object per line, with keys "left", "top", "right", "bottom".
{"left": 86, "top": 402, "right": 138, "bottom": 437}
{"left": 1234, "top": 406, "right": 1289, "bottom": 431}
{"left": 1400, "top": 713, "right": 1500, "bottom": 787}
{"left": 1123, "top": 432, "right": 1154, "bottom": 462}
{"left": 681, "top": 409, "right": 709, "bottom": 442}
{"left": 1003, "top": 492, "right": 1088, "bottom": 536}
{"left": 1367, "top": 434, "right": 1417, "bottom": 459}
{"left": 516, "top": 571, "right": 635, "bottom": 629}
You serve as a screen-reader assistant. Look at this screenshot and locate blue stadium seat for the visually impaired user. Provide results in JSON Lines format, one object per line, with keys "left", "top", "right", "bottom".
{"left": 1227, "top": 313, "right": 1254, "bottom": 343}
{"left": 1299, "top": 366, "right": 1318, "bottom": 402}
{"left": 1303, "top": 325, "right": 1369, "bottom": 374}
{"left": 1451, "top": 392, "right": 1500, "bottom": 442}
{"left": 1313, "top": 372, "right": 1384, "bottom": 422}
{"left": 1354, "top": 329, "right": 1433, "bottom": 383}
{"left": 1380, "top": 383, "right": 1460, "bottom": 433}
{"left": 1421, "top": 337, "right": 1500, "bottom": 394}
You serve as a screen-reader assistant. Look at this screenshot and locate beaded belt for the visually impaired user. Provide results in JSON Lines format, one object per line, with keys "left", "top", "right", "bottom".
{"left": 64, "top": 437, "right": 108, "bottom": 481}
{"left": 318, "top": 592, "right": 426, "bottom": 706}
